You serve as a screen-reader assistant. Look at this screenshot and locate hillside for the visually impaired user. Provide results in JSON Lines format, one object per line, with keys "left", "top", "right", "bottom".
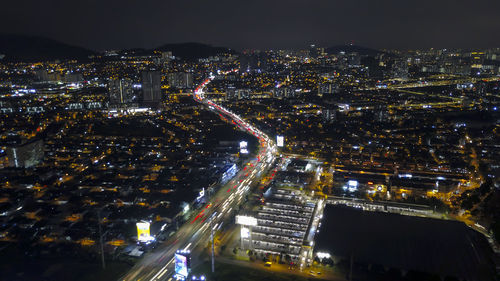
{"left": 0, "top": 34, "right": 95, "bottom": 62}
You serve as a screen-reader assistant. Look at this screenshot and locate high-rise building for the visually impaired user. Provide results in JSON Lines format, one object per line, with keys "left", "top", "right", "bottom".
{"left": 141, "top": 71, "right": 162, "bottom": 107}
{"left": 34, "top": 69, "right": 49, "bottom": 81}
{"left": 391, "top": 60, "right": 409, "bottom": 80}
{"left": 272, "top": 87, "right": 295, "bottom": 99}
{"left": 34, "top": 69, "right": 62, "bottom": 82}
{"left": 167, "top": 72, "right": 193, "bottom": 89}
{"left": 309, "top": 45, "right": 325, "bottom": 58}
{"left": 376, "top": 110, "right": 389, "bottom": 122}
{"left": 239, "top": 53, "right": 269, "bottom": 73}
{"left": 374, "top": 106, "right": 389, "bottom": 122}
{"left": 64, "top": 72, "right": 84, "bottom": 83}
{"left": 6, "top": 139, "right": 44, "bottom": 168}
{"left": 322, "top": 109, "right": 337, "bottom": 123}
{"left": 108, "top": 78, "right": 135, "bottom": 105}
{"left": 161, "top": 51, "right": 173, "bottom": 63}
{"left": 236, "top": 89, "right": 251, "bottom": 100}
{"left": 226, "top": 87, "right": 251, "bottom": 100}
{"left": 318, "top": 83, "right": 340, "bottom": 95}
{"left": 226, "top": 86, "right": 237, "bottom": 101}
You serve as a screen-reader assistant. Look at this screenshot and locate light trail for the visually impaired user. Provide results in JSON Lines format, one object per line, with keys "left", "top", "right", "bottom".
{"left": 120, "top": 69, "right": 276, "bottom": 281}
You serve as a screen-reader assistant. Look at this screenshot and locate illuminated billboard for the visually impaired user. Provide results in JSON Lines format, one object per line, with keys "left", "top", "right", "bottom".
{"left": 196, "top": 188, "right": 205, "bottom": 202}
{"left": 136, "top": 221, "right": 151, "bottom": 242}
{"left": 240, "top": 141, "right": 248, "bottom": 154}
{"left": 348, "top": 180, "right": 358, "bottom": 187}
{"left": 276, "top": 136, "right": 284, "bottom": 147}
{"left": 175, "top": 252, "right": 190, "bottom": 279}
{"left": 240, "top": 141, "right": 248, "bottom": 149}
{"left": 235, "top": 215, "right": 257, "bottom": 226}
{"left": 241, "top": 227, "right": 250, "bottom": 238}
{"left": 347, "top": 180, "right": 358, "bottom": 192}
{"left": 221, "top": 164, "right": 237, "bottom": 184}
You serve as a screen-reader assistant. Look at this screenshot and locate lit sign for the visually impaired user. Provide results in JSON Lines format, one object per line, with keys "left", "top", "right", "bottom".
{"left": 347, "top": 180, "right": 358, "bottom": 192}
{"left": 398, "top": 173, "right": 413, "bottom": 179}
{"left": 136, "top": 221, "right": 151, "bottom": 242}
{"left": 276, "top": 136, "right": 284, "bottom": 147}
{"left": 316, "top": 252, "right": 331, "bottom": 259}
{"left": 241, "top": 227, "right": 250, "bottom": 238}
{"left": 240, "top": 141, "right": 248, "bottom": 154}
{"left": 235, "top": 215, "right": 257, "bottom": 226}
{"left": 221, "top": 164, "right": 237, "bottom": 184}
{"left": 175, "top": 253, "right": 188, "bottom": 278}
{"left": 347, "top": 180, "right": 358, "bottom": 188}
{"left": 239, "top": 141, "right": 248, "bottom": 149}
{"left": 196, "top": 188, "right": 205, "bottom": 202}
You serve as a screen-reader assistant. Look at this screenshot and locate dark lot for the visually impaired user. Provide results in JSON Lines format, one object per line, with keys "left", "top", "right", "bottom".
{"left": 314, "top": 205, "right": 496, "bottom": 281}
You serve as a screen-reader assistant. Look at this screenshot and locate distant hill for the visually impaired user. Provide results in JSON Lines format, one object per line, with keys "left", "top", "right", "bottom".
{"left": 154, "top": 42, "right": 236, "bottom": 60}
{"left": 0, "top": 35, "right": 236, "bottom": 62}
{"left": 0, "top": 34, "right": 95, "bottom": 62}
{"left": 326, "top": 45, "right": 382, "bottom": 56}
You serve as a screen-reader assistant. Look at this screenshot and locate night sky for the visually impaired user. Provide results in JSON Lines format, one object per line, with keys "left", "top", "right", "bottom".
{"left": 2, "top": 0, "right": 500, "bottom": 51}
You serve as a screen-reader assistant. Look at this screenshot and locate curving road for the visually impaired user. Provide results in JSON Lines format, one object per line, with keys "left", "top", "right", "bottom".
{"left": 120, "top": 71, "right": 276, "bottom": 281}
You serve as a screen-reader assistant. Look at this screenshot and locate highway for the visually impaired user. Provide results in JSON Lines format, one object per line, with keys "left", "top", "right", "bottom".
{"left": 120, "top": 71, "right": 277, "bottom": 281}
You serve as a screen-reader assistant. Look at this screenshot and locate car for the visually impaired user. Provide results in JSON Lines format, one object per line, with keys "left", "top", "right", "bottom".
{"left": 265, "top": 262, "right": 272, "bottom": 267}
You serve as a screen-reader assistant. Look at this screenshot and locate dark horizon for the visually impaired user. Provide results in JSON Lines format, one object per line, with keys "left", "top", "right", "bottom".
{"left": 3, "top": 32, "right": 500, "bottom": 54}
{"left": 2, "top": 0, "right": 500, "bottom": 52}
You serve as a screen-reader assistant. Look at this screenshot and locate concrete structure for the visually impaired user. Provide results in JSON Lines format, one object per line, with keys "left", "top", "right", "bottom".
{"left": 168, "top": 72, "right": 193, "bottom": 89}
{"left": 142, "top": 71, "right": 162, "bottom": 107}
{"left": 236, "top": 187, "right": 319, "bottom": 266}
{"left": 108, "top": 78, "right": 136, "bottom": 106}
{"left": 6, "top": 139, "right": 44, "bottom": 168}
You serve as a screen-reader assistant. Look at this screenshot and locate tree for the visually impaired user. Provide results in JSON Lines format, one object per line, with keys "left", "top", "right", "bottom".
{"left": 479, "top": 178, "right": 492, "bottom": 196}
{"left": 491, "top": 220, "right": 500, "bottom": 243}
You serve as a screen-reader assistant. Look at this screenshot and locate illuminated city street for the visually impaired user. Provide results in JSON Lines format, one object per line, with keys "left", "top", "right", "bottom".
{"left": 121, "top": 73, "right": 277, "bottom": 281}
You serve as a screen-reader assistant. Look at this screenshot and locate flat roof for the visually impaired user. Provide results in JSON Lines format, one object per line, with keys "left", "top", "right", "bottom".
{"left": 314, "top": 205, "right": 496, "bottom": 281}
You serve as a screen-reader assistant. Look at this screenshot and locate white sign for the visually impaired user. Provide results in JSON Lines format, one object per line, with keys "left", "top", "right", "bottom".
{"left": 235, "top": 215, "right": 257, "bottom": 226}
{"left": 196, "top": 188, "right": 205, "bottom": 201}
{"left": 316, "top": 252, "right": 331, "bottom": 259}
{"left": 240, "top": 141, "right": 248, "bottom": 154}
{"left": 276, "top": 136, "right": 284, "bottom": 147}
{"left": 347, "top": 180, "right": 358, "bottom": 192}
{"left": 241, "top": 227, "right": 250, "bottom": 238}
{"left": 239, "top": 141, "right": 248, "bottom": 149}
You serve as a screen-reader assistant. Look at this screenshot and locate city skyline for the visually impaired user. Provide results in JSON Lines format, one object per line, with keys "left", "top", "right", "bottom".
{"left": 1, "top": 3, "right": 500, "bottom": 280}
